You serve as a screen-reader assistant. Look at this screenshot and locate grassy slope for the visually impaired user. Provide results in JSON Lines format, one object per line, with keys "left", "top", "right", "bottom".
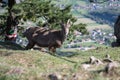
{"left": 0, "top": 0, "right": 119, "bottom": 80}
{"left": 0, "top": 42, "right": 120, "bottom": 80}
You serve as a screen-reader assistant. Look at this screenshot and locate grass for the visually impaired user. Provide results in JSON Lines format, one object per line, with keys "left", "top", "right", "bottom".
{"left": 0, "top": 41, "right": 24, "bottom": 50}
{"left": 63, "top": 42, "right": 108, "bottom": 50}
{"left": 0, "top": 49, "right": 75, "bottom": 80}
{"left": 0, "top": 1, "right": 119, "bottom": 79}
{"left": 0, "top": 41, "right": 120, "bottom": 80}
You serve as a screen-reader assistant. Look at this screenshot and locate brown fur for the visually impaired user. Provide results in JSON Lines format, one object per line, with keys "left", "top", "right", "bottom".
{"left": 23, "top": 20, "right": 71, "bottom": 53}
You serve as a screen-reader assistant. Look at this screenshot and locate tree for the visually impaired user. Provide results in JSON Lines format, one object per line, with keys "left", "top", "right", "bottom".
{"left": 67, "top": 23, "right": 88, "bottom": 42}
{"left": 12, "top": 0, "right": 76, "bottom": 28}
{"left": 0, "top": 0, "right": 17, "bottom": 41}
{"left": 0, "top": 0, "right": 87, "bottom": 42}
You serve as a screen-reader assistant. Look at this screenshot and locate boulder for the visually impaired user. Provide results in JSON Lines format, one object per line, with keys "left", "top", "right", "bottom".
{"left": 113, "top": 15, "right": 120, "bottom": 46}
{"left": 104, "top": 62, "right": 119, "bottom": 74}
{"left": 111, "top": 41, "right": 120, "bottom": 47}
{"left": 89, "top": 56, "right": 103, "bottom": 65}
{"left": 103, "top": 54, "right": 113, "bottom": 63}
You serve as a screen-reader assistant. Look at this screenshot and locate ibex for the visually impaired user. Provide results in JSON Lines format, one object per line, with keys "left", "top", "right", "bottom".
{"left": 23, "top": 20, "right": 72, "bottom": 53}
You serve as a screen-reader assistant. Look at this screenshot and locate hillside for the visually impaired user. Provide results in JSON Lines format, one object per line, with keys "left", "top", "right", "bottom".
{"left": 0, "top": 0, "right": 120, "bottom": 80}
{"left": 0, "top": 41, "right": 120, "bottom": 80}
{"left": 52, "top": 0, "right": 120, "bottom": 31}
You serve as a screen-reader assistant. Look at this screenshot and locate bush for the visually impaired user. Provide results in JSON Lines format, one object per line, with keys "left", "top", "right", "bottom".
{"left": 67, "top": 23, "right": 88, "bottom": 42}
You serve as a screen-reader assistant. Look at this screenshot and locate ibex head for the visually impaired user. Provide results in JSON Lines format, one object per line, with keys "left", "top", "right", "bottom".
{"left": 66, "top": 19, "right": 72, "bottom": 28}
{"left": 63, "top": 19, "right": 72, "bottom": 35}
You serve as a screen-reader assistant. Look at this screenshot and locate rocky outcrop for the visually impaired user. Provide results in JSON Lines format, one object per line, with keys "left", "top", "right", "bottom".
{"left": 112, "top": 15, "right": 120, "bottom": 47}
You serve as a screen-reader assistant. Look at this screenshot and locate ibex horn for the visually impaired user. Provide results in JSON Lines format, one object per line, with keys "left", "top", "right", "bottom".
{"left": 67, "top": 19, "right": 71, "bottom": 23}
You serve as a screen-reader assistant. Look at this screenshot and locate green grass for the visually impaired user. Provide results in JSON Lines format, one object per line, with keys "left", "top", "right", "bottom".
{"left": 63, "top": 42, "right": 108, "bottom": 50}
{"left": 0, "top": 41, "right": 120, "bottom": 80}
{"left": 0, "top": 1, "right": 119, "bottom": 79}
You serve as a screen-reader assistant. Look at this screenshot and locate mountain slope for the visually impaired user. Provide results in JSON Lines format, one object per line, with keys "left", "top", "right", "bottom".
{"left": 0, "top": 41, "right": 120, "bottom": 80}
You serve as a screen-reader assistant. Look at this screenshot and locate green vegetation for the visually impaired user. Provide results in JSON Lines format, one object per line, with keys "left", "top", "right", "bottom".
{"left": 0, "top": 0, "right": 120, "bottom": 79}
{"left": 0, "top": 41, "right": 120, "bottom": 80}
{"left": 0, "top": 0, "right": 89, "bottom": 41}
{"left": 71, "top": 23, "right": 88, "bottom": 34}
{"left": 12, "top": 0, "right": 76, "bottom": 27}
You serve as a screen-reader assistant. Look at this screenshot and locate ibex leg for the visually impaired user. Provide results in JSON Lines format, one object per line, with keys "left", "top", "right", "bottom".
{"left": 25, "top": 42, "right": 35, "bottom": 50}
{"left": 49, "top": 46, "right": 56, "bottom": 54}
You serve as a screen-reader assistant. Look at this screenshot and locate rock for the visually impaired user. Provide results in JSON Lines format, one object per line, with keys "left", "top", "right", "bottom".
{"left": 48, "top": 73, "right": 63, "bottom": 80}
{"left": 89, "top": 56, "right": 97, "bottom": 64}
{"left": 82, "top": 64, "right": 91, "bottom": 70}
{"left": 103, "top": 54, "right": 113, "bottom": 62}
{"left": 48, "top": 74, "right": 58, "bottom": 80}
{"left": 89, "top": 56, "right": 103, "bottom": 65}
{"left": 95, "top": 59, "right": 103, "bottom": 65}
{"left": 103, "top": 58, "right": 113, "bottom": 63}
{"left": 104, "top": 62, "right": 119, "bottom": 74}
{"left": 72, "top": 73, "right": 80, "bottom": 80}
{"left": 111, "top": 41, "right": 120, "bottom": 47}
{"left": 105, "top": 54, "right": 111, "bottom": 59}
{"left": 113, "top": 15, "right": 120, "bottom": 45}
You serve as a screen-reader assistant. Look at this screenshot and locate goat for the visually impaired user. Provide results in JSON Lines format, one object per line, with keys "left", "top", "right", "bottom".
{"left": 23, "top": 20, "right": 72, "bottom": 53}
